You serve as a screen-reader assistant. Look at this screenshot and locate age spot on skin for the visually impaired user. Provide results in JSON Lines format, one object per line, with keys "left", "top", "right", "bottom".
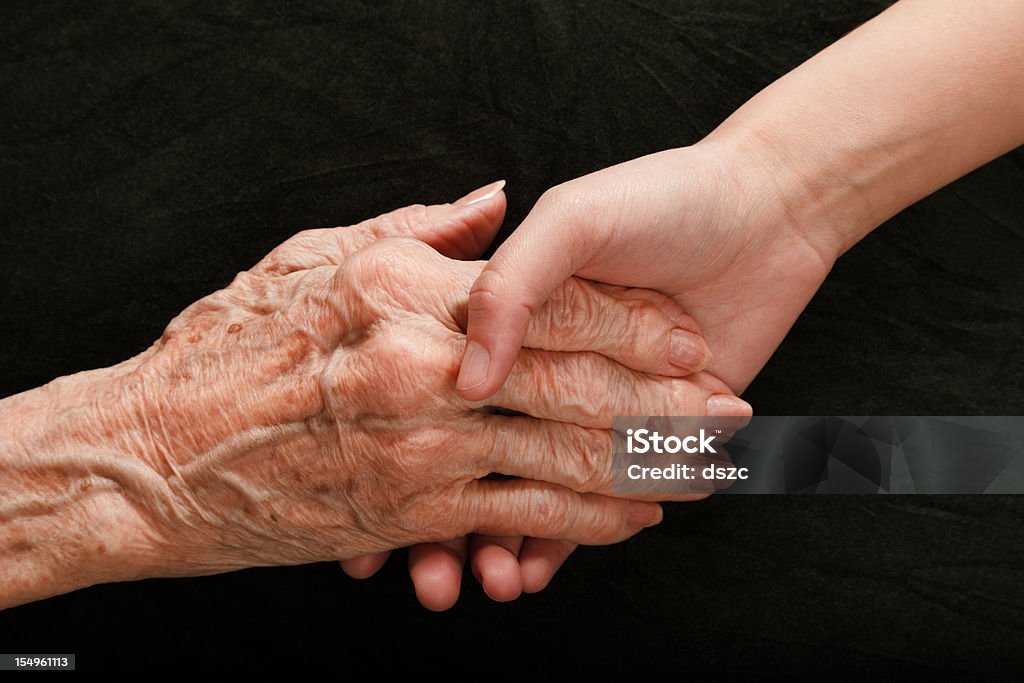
{"left": 11, "top": 540, "right": 33, "bottom": 553}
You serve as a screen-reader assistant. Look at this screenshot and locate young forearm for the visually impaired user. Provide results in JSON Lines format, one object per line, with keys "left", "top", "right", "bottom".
{"left": 708, "top": 0, "right": 1024, "bottom": 259}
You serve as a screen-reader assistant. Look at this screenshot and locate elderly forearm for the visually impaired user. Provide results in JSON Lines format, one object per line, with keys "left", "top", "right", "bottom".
{"left": 708, "top": 0, "right": 1024, "bottom": 260}
{"left": 0, "top": 368, "right": 169, "bottom": 609}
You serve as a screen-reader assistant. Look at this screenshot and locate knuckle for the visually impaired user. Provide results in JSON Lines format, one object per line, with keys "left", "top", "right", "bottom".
{"left": 291, "top": 227, "right": 324, "bottom": 243}
{"left": 468, "top": 268, "right": 514, "bottom": 313}
{"left": 399, "top": 426, "right": 457, "bottom": 459}
{"left": 630, "top": 287, "right": 700, "bottom": 333}
{"left": 321, "top": 311, "right": 453, "bottom": 417}
{"left": 626, "top": 301, "right": 670, "bottom": 337}
{"left": 349, "top": 237, "right": 438, "bottom": 285}
{"left": 227, "top": 269, "right": 258, "bottom": 291}
{"left": 362, "top": 203, "right": 430, "bottom": 239}
{"left": 620, "top": 302, "right": 670, "bottom": 365}
{"left": 664, "top": 377, "right": 705, "bottom": 415}
{"left": 295, "top": 265, "right": 336, "bottom": 306}
{"left": 580, "top": 382, "right": 611, "bottom": 423}
{"left": 390, "top": 426, "right": 456, "bottom": 480}
{"left": 332, "top": 238, "right": 428, "bottom": 316}
{"left": 535, "top": 185, "right": 567, "bottom": 211}
{"left": 258, "top": 229, "right": 333, "bottom": 274}
{"left": 332, "top": 261, "right": 376, "bottom": 322}
{"left": 389, "top": 203, "right": 432, "bottom": 236}
{"left": 544, "top": 278, "right": 597, "bottom": 342}
{"left": 559, "top": 426, "right": 610, "bottom": 492}
{"left": 579, "top": 429, "right": 613, "bottom": 491}
{"left": 536, "top": 184, "right": 594, "bottom": 232}
{"left": 537, "top": 184, "right": 577, "bottom": 213}
{"left": 563, "top": 355, "right": 611, "bottom": 423}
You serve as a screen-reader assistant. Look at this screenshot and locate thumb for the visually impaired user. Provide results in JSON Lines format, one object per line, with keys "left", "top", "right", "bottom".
{"left": 411, "top": 180, "right": 507, "bottom": 260}
{"left": 456, "top": 197, "right": 591, "bottom": 400}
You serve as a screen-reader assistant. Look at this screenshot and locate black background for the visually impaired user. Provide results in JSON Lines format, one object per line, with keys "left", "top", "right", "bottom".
{"left": 2, "top": 0, "right": 1024, "bottom": 677}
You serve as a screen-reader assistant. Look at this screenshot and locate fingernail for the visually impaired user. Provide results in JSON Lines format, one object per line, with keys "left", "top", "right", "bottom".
{"left": 454, "top": 180, "right": 506, "bottom": 207}
{"left": 705, "top": 394, "right": 753, "bottom": 417}
{"left": 628, "top": 502, "right": 663, "bottom": 529}
{"left": 457, "top": 340, "right": 491, "bottom": 391}
{"left": 669, "top": 328, "right": 712, "bottom": 371}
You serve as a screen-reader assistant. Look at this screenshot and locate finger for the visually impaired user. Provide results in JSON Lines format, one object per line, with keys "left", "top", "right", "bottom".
{"left": 469, "top": 535, "right": 524, "bottom": 602}
{"left": 457, "top": 194, "right": 592, "bottom": 400}
{"left": 254, "top": 180, "right": 506, "bottom": 273}
{"left": 445, "top": 272, "right": 711, "bottom": 378}
{"left": 519, "top": 539, "right": 577, "bottom": 594}
{"left": 427, "top": 180, "right": 506, "bottom": 259}
{"left": 546, "top": 281, "right": 712, "bottom": 376}
{"left": 478, "top": 414, "right": 612, "bottom": 493}
{"left": 461, "top": 479, "right": 663, "bottom": 545}
{"left": 476, "top": 414, "right": 713, "bottom": 501}
{"left": 339, "top": 551, "right": 392, "bottom": 579}
{"left": 408, "top": 538, "right": 469, "bottom": 612}
{"left": 473, "top": 350, "right": 750, "bottom": 429}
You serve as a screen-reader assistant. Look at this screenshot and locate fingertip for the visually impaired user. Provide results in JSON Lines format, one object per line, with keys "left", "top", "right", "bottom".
{"left": 627, "top": 501, "right": 663, "bottom": 530}
{"left": 339, "top": 551, "right": 391, "bottom": 579}
{"left": 668, "top": 328, "right": 713, "bottom": 374}
{"left": 420, "top": 181, "right": 508, "bottom": 260}
{"left": 409, "top": 542, "right": 467, "bottom": 611}
{"left": 414, "top": 575, "right": 462, "bottom": 612}
{"left": 455, "top": 339, "right": 519, "bottom": 401}
{"left": 453, "top": 179, "right": 506, "bottom": 207}
{"left": 456, "top": 340, "right": 494, "bottom": 395}
{"left": 482, "top": 576, "right": 522, "bottom": 603}
{"left": 475, "top": 552, "right": 523, "bottom": 603}
{"left": 705, "top": 394, "right": 753, "bottom": 418}
{"left": 470, "top": 537, "right": 525, "bottom": 602}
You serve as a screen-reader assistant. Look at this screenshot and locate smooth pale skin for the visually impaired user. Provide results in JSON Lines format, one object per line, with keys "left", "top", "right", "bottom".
{"left": 0, "top": 187, "right": 747, "bottom": 610}
{"left": 377, "top": 0, "right": 1024, "bottom": 607}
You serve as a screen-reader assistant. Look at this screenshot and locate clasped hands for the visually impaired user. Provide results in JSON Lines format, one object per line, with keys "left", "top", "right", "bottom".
{"left": 89, "top": 179, "right": 748, "bottom": 611}
{"left": 7, "top": 0, "right": 1022, "bottom": 612}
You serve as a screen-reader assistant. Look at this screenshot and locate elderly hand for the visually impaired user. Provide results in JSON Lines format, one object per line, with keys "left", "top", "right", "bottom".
{"left": 0, "top": 184, "right": 742, "bottom": 609}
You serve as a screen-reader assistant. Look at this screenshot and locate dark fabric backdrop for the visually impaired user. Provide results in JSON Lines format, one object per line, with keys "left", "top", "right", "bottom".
{"left": 2, "top": 1, "right": 1023, "bottom": 677}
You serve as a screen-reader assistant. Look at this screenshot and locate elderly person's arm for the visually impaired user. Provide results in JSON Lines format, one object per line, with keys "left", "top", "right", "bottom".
{"left": 1, "top": 189, "right": 740, "bottom": 610}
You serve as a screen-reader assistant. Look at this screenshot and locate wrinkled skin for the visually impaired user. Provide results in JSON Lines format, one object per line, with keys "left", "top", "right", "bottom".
{"left": 365, "top": 143, "right": 822, "bottom": 607}
{"left": 74, "top": 192, "right": 742, "bottom": 579}
{"left": 350, "top": 0, "right": 1024, "bottom": 610}
{"left": 342, "top": 180, "right": 761, "bottom": 610}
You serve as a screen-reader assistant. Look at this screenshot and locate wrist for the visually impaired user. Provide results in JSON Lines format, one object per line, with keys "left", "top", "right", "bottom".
{"left": 699, "top": 0, "right": 1024, "bottom": 265}
{"left": 700, "top": 120, "right": 876, "bottom": 266}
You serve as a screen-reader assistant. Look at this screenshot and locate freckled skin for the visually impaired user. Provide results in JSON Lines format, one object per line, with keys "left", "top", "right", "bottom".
{"left": 0, "top": 200, "right": 737, "bottom": 609}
